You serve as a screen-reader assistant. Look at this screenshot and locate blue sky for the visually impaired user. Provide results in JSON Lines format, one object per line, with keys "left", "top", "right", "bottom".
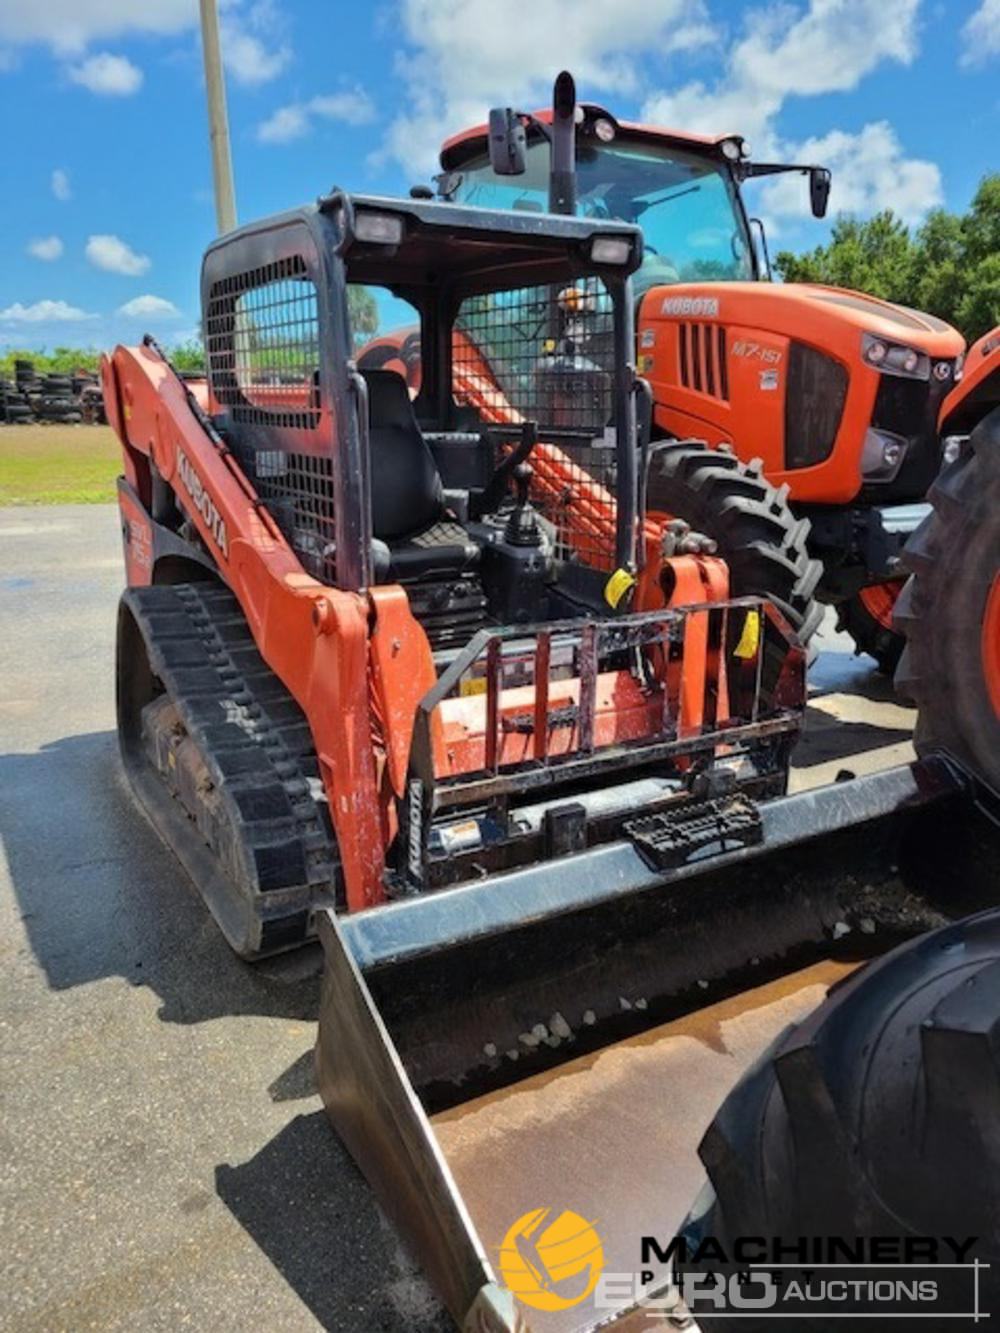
{"left": 0, "top": 0, "right": 997, "bottom": 352}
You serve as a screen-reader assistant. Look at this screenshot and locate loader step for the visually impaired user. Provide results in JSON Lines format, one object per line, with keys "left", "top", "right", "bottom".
{"left": 117, "top": 582, "right": 341, "bottom": 956}
{"left": 624, "top": 793, "right": 763, "bottom": 870}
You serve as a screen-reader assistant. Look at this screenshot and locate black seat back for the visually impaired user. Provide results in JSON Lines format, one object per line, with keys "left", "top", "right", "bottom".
{"left": 361, "top": 369, "right": 444, "bottom": 541}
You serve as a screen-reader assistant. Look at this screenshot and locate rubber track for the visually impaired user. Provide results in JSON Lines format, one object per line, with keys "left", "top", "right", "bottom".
{"left": 129, "top": 583, "right": 340, "bottom": 943}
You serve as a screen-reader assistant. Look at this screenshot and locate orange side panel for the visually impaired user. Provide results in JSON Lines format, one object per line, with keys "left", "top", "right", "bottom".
{"left": 369, "top": 586, "right": 442, "bottom": 798}
{"left": 117, "top": 483, "right": 154, "bottom": 587}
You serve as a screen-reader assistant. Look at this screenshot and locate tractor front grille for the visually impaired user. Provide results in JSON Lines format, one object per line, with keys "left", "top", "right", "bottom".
{"left": 678, "top": 321, "right": 729, "bottom": 400}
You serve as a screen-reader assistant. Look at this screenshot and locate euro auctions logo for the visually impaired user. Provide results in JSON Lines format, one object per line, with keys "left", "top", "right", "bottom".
{"left": 497, "top": 1208, "right": 605, "bottom": 1312}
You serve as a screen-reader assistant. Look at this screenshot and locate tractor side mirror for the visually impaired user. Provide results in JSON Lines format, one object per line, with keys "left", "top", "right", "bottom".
{"left": 488, "top": 108, "right": 527, "bottom": 176}
{"left": 810, "top": 168, "right": 831, "bottom": 219}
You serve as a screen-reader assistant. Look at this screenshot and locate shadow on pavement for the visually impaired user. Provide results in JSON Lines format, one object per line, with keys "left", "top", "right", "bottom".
{"left": 795, "top": 705, "right": 913, "bottom": 767}
{"left": 0, "top": 730, "right": 319, "bottom": 1025}
{"left": 216, "top": 1111, "right": 451, "bottom": 1332}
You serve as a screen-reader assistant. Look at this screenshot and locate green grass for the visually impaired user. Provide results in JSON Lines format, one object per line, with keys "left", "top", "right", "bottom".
{"left": 0, "top": 424, "right": 121, "bottom": 504}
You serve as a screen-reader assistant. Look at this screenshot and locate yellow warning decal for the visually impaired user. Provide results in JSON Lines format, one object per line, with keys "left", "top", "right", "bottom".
{"left": 460, "top": 677, "right": 488, "bottom": 697}
{"left": 604, "top": 567, "right": 636, "bottom": 609}
{"left": 734, "top": 610, "right": 761, "bottom": 659}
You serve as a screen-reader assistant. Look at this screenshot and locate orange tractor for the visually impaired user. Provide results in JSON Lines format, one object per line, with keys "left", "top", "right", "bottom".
{"left": 103, "top": 183, "right": 1000, "bottom": 1330}
{"left": 434, "top": 74, "right": 1000, "bottom": 671}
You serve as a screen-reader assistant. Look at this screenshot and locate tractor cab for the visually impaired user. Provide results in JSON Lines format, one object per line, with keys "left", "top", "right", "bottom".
{"left": 442, "top": 106, "right": 759, "bottom": 299}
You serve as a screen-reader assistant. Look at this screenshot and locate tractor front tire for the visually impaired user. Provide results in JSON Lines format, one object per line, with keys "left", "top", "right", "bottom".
{"left": 646, "top": 440, "right": 824, "bottom": 651}
{"left": 895, "top": 406, "right": 1000, "bottom": 791}
{"left": 680, "top": 908, "right": 1000, "bottom": 1330}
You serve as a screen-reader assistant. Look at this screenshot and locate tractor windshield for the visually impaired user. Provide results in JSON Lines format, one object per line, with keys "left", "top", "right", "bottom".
{"left": 449, "top": 136, "right": 755, "bottom": 293}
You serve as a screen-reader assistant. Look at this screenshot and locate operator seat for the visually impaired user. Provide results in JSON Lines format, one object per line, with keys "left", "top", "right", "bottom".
{"left": 361, "top": 369, "right": 480, "bottom": 582}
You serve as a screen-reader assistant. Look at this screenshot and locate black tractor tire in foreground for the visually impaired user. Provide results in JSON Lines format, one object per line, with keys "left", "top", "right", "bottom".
{"left": 681, "top": 908, "right": 1000, "bottom": 1330}
{"left": 645, "top": 441, "right": 823, "bottom": 700}
{"left": 895, "top": 406, "right": 1000, "bottom": 791}
{"left": 836, "top": 583, "right": 905, "bottom": 674}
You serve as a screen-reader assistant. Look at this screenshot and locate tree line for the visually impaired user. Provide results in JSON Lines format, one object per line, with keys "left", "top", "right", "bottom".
{"left": 775, "top": 174, "right": 1000, "bottom": 344}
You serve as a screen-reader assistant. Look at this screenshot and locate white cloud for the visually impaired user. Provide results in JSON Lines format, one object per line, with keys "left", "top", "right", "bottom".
{"left": 0, "top": 0, "right": 289, "bottom": 83}
{"left": 27, "top": 236, "right": 64, "bottom": 261}
{"left": 759, "top": 122, "right": 942, "bottom": 226}
{"left": 0, "top": 299, "right": 96, "bottom": 323}
{"left": 86, "top": 234, "right": 151, "bottom": 276}
{"left": 117, "top": 293, "right": 181, "bottom": 318}
{"left": 257, "top": 104, "right": 310, "bottom": 144}
{"left": 0, "top": 0, "right": 193, "bottom": 57}
{"left": 219, "top": 0, "right": 290, "bottom": 85}
{"left": 51, "top": 168, "right": 71, "bottom": 201}
{"left": 68, "top": 51, "right": 143, "bottom": 95}
{"left": 380, "top": 0, "right": 715, "bottom": 173}
{"left": 257, "top": 88, "right": 376, "bottom": 144}
{"left": 641, "top": 0, "right": 940, "bottom": 226}
{"left": 644, "top": 0, "right": 920, "bottom": 147}
{"left": 961, "top": 0, "right": 1000, "bottom": 67}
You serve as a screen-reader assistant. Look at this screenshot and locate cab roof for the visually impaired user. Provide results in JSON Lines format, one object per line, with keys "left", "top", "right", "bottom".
{"left": 203, "top": 189, "right": 643, "bottom": 299}
{"left": 440, "top": 103, "right": 734, "bottom": 171}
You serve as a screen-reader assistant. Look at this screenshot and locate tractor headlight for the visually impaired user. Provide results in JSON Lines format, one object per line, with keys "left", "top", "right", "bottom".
{"left": 932, "top": 359, "right": 953, "bottom": 382}
{"left": 590, "top": 235, "right": 632, "bottom": 265}
{"left": 862, "top": 332, "right": 929, "bottom": 380}
{"left": 354, "top": 210, "right": 405, "bottom": 245}
{"left": 862, "top": 428, "right": 908, "bottom": 481}
{"left": 593, "top": 117, "right": 616, "bottom": 143}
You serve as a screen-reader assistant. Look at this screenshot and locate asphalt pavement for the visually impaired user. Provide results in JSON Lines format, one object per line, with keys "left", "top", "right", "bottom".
{"left": 0, "top": 504, "right": 913, "bottom": 1332}
{"left": 0, "top": 505, "right": 450, "bottom": 1333}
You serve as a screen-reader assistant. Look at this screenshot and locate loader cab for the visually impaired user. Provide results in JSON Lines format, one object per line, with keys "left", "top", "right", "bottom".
{"left": 201, "top": 191, "right": 644, "bottom": 647}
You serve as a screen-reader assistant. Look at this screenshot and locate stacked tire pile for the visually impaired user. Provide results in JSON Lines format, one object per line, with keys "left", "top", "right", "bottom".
{"left": 1, "top": 361, "right": 35, "bottom": 423}
{"left": 37, "top": 372, "right": 82, "bottom": 424}
{"left": 79, "top": 381, "right": 107, "bottom": 425}
{"left": 0, "top": 358, "right": 104, "bottom": 425}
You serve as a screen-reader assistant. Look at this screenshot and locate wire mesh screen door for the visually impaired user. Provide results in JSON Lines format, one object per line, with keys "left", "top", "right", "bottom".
{"left": 453, "top": 279, "right": 620, "bottom": 570}
{"left": 206, "top": 255, "right": 338, "bottom": 584}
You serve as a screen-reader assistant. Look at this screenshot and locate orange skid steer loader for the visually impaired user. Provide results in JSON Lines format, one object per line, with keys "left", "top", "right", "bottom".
{"left": 103, "top": 192, "right": 1000, "bottom": 1331}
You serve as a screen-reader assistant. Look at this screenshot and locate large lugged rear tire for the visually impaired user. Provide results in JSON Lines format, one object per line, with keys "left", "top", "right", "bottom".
{"left": 895, "top": 406, "right": 1000, "bottom": 791}
{"left": 681, "top": 910, "right": 1000, "bottom": 1329}
{"left": 646, "top": 439, "right": 824, "bottom": 647}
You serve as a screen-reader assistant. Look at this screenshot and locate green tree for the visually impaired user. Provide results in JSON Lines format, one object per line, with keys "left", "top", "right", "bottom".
{"left": 169, "top": 340, "right": 206, "bottom": 373}
{"left": 776, "top": 212, "right": 917, "bottom": 304}
{"left": 774, "top": 173, "right": 1000, "bottom": 344}
{"left": 347, "top": 285, "right": 379, "bottom": 345}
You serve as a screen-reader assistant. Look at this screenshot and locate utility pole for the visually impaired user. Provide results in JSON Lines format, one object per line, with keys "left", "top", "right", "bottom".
{"left": 198, "top": 0, "right": 237, "bottom": 234}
